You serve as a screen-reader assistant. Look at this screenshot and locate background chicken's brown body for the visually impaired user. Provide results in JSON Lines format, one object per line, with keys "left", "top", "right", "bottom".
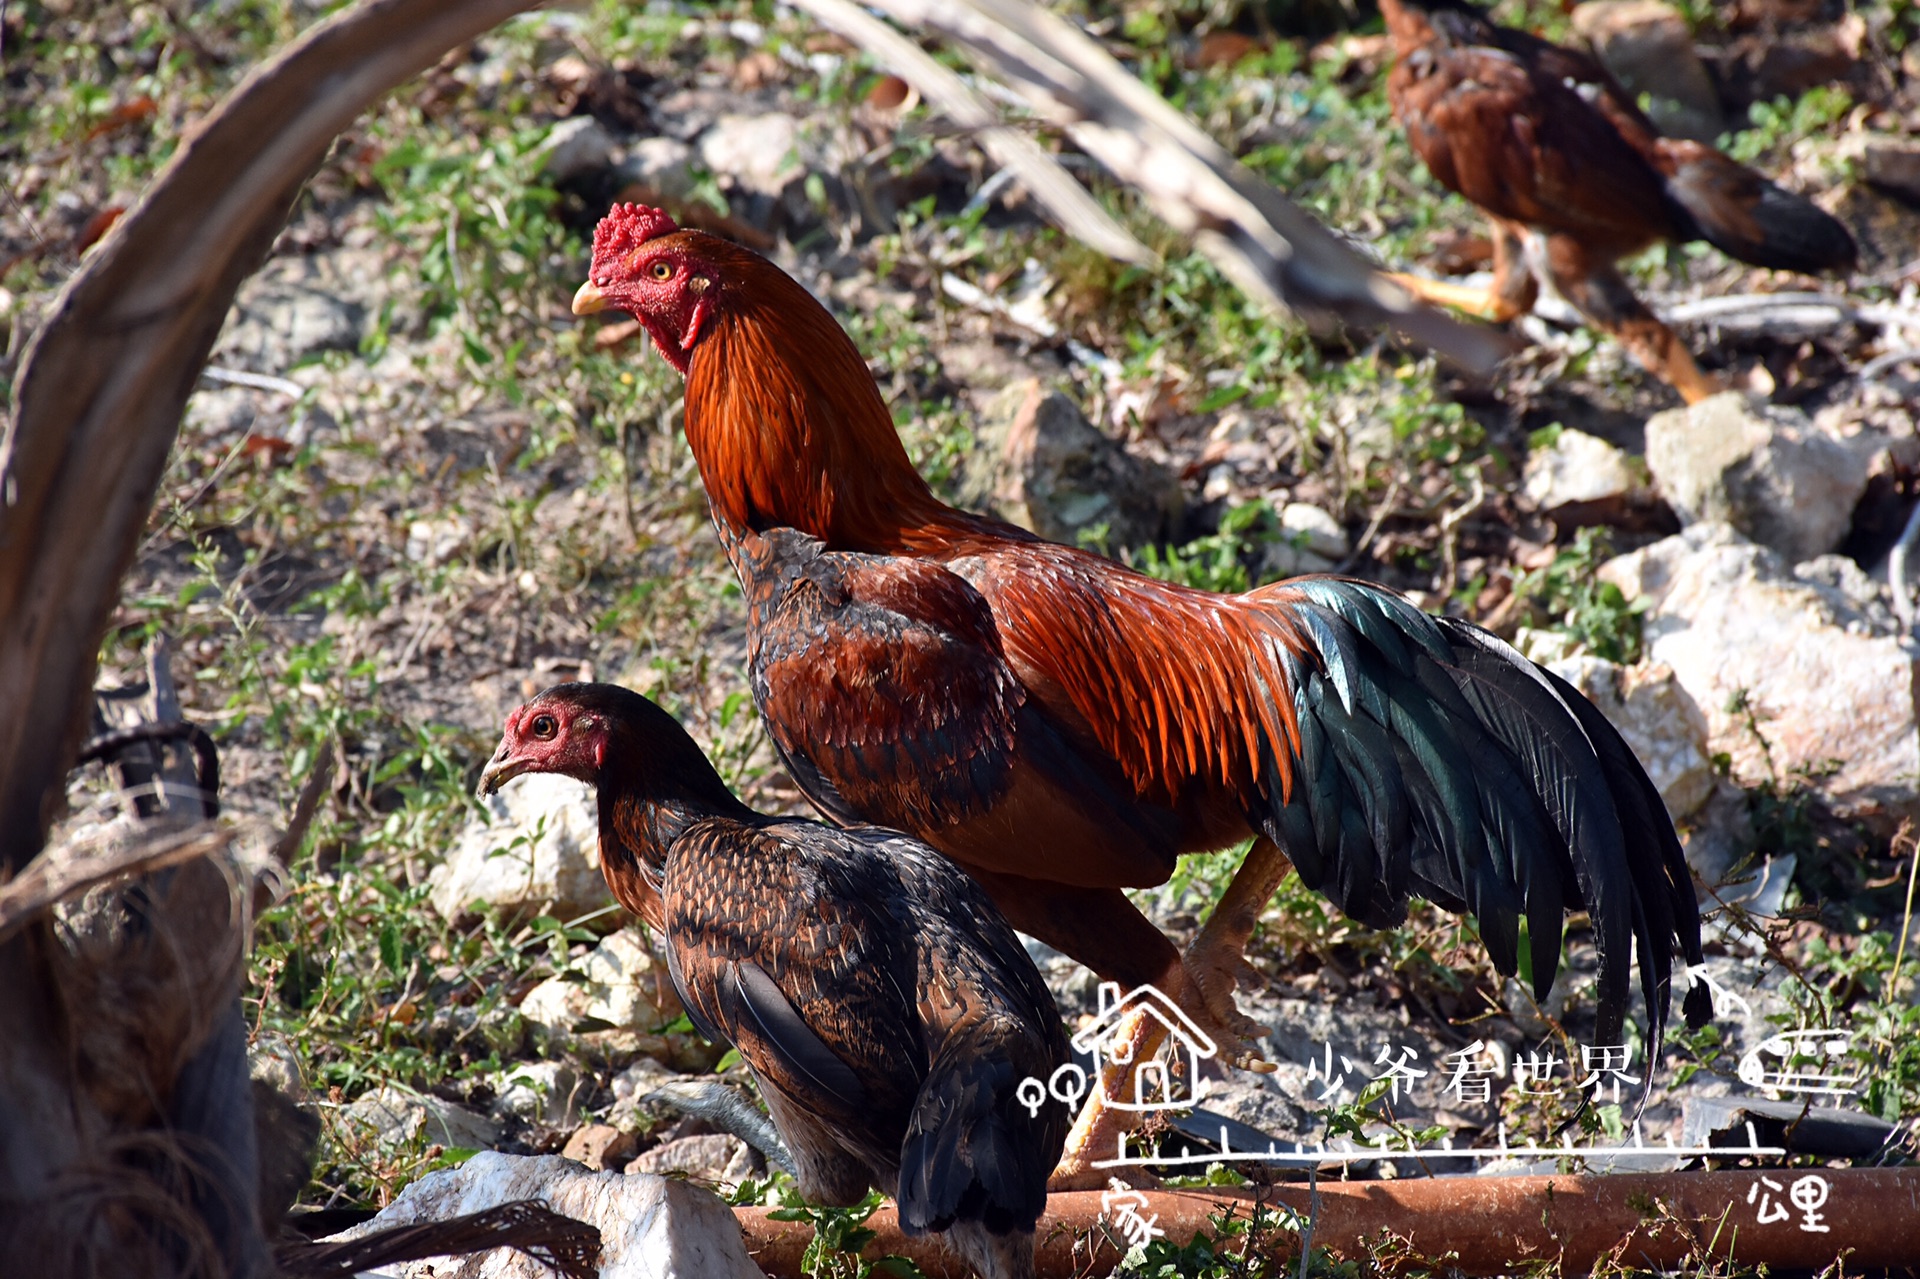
{"left": 1380, "top": 0, "right": 1856, "bottom": 403}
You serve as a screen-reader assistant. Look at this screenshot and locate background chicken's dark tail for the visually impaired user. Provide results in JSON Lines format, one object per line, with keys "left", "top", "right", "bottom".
{"left": 1660, "top": 143, "right": 1857, "bottom": 275}
{"left": 897, "top": 1028, "right": 1054, "bottom": 1279}
{"left": 1253, "top": 580, "right": 1712, "bottom": 1109}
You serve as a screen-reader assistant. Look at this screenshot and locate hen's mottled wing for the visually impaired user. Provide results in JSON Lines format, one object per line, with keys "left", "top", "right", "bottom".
{"left": 662, "top": 817, "right": 925, "bottom": 1172}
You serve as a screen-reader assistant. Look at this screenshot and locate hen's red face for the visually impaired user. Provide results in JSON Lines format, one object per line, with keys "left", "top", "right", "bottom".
{"left": 572, "top": 204, "right": 718, "bottom": 375}
{"left": 479, "top": 697, "right": 611, "bottom": 794}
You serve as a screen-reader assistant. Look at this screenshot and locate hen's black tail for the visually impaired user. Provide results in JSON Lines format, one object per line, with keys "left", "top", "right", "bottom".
{"left": 898, "top": 1025, "right": 1056, "bottom": 1260}
{"left": 1659, "top": 140, "right": 1857, "bottom": 275}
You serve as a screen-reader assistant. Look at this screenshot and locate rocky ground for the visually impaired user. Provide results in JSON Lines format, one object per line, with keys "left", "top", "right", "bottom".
{"left": 7, "top": 0, "right": 1920, "bottom": 1273}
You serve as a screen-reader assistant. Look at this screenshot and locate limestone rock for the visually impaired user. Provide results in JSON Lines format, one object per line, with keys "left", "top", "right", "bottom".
{"left": 536, "top": 116, "right": 618, "bottom": 184}
{"left": 428, "top": 773, "right": 611, "bottom": 925}
{"left": 698, "top": 113, "right": 810, "bottom": 198}
{"left": 327, "top": 1151, "right": 767, "bottom": 1279}
{"left": 518, "top": 930, "right": 719, "bottom": 1070}
{"left": 1572, "top": 0, "right": 1725, "bottom": 142}
{"left": 493, "top": 1060, "right": 583, "bottom": 1128}
{"left": 617, "top": 137, "right": 698, "bottom": 202}
{"left": 959, "top": 379, "right": 1181, "bottom": 552}
{"left": 628, "top": 1133, "right": 758, "bottom": 1186}
{"left": 217, "top": 250, "right": 371, "bottom": 373}
{"left": 1600, "top": 522, "right": 1919, "bottom": 820}
{"left": 343, "top": 1086, "right": 503, "bottom": 1151}
{"left": 562, "top": 1123, "right": 639, "bottom": 1171}
{"left": 1644, "top": 391, "right": 1873, "bottom": 563}
{"left": 1522, "top": 427, "right": 1643, "bottom": 512}
{"left": 1546, "top": 655, "right": 1717, "bottom": 821}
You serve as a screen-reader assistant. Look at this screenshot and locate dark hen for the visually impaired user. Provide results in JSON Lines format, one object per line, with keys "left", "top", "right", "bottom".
{"left": 480, "top": 684, "right": 1069, "bottom": 1279}
{"left": 1382, "top": 0, "right": 1855, "bottom": 403}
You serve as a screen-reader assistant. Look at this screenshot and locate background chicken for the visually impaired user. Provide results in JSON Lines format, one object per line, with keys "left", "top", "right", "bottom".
{"left": 480, "top": 683, "right": 1070, "bottom": 1279}
{"left": 572, "top": 204, "right": 1711, "bottom": 1180}
{"left": 1381, "top": 0, "right": 1857, "bottom": 403}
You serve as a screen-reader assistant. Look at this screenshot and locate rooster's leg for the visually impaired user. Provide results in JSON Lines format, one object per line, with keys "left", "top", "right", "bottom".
{"left": 1048, "top": 1003, "right": 1173, "bottom": 1191}
{"left": 1388, "top": 220, "right": 1539, "bottom": 325}
{"left": 1048, "top": 838, "right": 1293, "bottom": 1192}
{"left": 1548, "top": 241, "right": 1723, "bottom": 405}
{"left": 1178, "top": 836, "right": 1291, "bottom": 1063}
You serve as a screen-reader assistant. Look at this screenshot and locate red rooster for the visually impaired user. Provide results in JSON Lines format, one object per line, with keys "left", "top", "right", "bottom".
{"left": 572, "top": 204, "right": 1709, "bottom": 1177}
{"left": 1381, "top": 0, "right": 1856, "bottom": 404}
{"left": 481, "top": 684, "right": 1070, "bottom": 1278}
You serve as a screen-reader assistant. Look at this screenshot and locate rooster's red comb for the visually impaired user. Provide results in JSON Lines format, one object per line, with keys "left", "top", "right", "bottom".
{"left": 590, "top": 204, "right": 681, "bottom": 280}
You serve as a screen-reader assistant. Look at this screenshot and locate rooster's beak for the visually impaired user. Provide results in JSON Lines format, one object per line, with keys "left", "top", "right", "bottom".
{"left": 478, "top": 749, "right": 528, "bottom": 798}
{"left": 572, "top": 280, "right": 610, "bottom": 316}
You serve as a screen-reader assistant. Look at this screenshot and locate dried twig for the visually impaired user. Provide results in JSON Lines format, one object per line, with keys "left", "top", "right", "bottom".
{"left": 279, "top": 1199, "right": 600, "bottom": 1279}
{"left": 785, "top": 0, "right": 1150, "bottom": 267}
{"left": 791, "top": 0, "right": 1513, "bottom": 373}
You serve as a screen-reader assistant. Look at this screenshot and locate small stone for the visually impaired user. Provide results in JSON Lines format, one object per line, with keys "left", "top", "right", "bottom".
{"left": 1278, "top": 502, "right": 1348, "bottom": 559}
{"left": 958, "top": 379, "right": 1182, "bottom": 553}
{"left": 617, "top": 137, "right": 698, "bottom": 202}
{"left": 518, "top": 930, "right": 720, "bottom": 1070}
{"left": 493, "top": 1060, "right": 582, "bottom": 1127}
{"left": 1521, "top": 428, "right": 1641, "bottom": 511}
{"left": 429, "top": 772, "right": 610, "bottom": 925}
{"left": 535, "top": 116, "right": 618, "bottom": 184}
{"left": 562, "top": 1123, "right": 639, "bottom": 1171}
{"left": 1572, "top": 0, "right": 1725, "bottom": 142}
{"left": 628, "top": 1133, "right": 755, "bottom": 1186}
{"left": 1644, "top": 391, "right": 1874, "bottom": 563}
{"left": 343, "top": 1086, "right": 502, "bottom": 1151}
{"left": 406, "top": 515, "right": 472, "bottom": 567}
{"left": 698, "top": 114, "right": 807, "bottom": 197}
{"left": 323, "top": 1151, "right": 767, "bottom": 1279}
{"left": 1864, "top": 136, "right": 1920, "bottom": 205}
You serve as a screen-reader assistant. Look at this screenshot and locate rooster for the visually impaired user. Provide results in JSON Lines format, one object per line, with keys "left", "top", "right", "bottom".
{"left": 572, "top": 203, "right": 1710, "bottom": 1179}
{"left": 481, "top": 684, "right": 1070, "bottom": 1279}
{"left": 1381, "top": 0, "right": 1856, "bottom": 404}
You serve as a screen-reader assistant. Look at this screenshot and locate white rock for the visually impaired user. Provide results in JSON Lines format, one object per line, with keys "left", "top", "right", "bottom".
{"left": 698, "top": 114, "right": 807, "bottom": 196}
{"left": 493, "top": 1060, "right": 583, "bottom": 1127}
{"left": 429, "top": 773, "right": 610, "bottom": 925}
{"left": 1278, "top": 502, "right": 1349, "bottom": 559}
{"left": 1522, "top": 428, "right": 1640, "bottom": 510}
{"left": 343, "top": 1086, "right": 503, "bottom": 1151}
{"left": 1546, "top": 655, "right": 1717, "bottom": 821}
{"left": 327, "top": 1151, "right": 767, "bottom": 1279}
{"left": 519, "top": 930, "right": 718, "bottom": 1070}
{"left": 628, "top": 1133, "right": 759, "bottom": 1187}
{"left": 406, "top": 514, "right": 471, "bottom": 567}
{"left": 536, "top": 116, "right": 617, "bottom": 184}
{"left": 1601, "top": 522, "right": 1920, "bottom": 819}
{"left": 618, "top": 137, "right": 698, "bottom": 200}
{"left": 1644, "top": 391, "right": 1875, "bottom": 563}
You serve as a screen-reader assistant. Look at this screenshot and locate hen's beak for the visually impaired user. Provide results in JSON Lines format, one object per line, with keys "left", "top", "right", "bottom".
{"left": 478, "top": 749, "right": 528, "bottom": 798}
{"left": 572, "top": 280, "right": 610, "bottom": 316}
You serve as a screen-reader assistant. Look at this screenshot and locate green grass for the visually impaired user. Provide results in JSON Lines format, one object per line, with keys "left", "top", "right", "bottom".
{"left": 10, "top": 0, "right": 1916, "bottom": 1227}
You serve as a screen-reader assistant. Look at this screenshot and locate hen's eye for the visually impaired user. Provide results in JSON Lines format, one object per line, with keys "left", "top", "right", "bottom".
{"left": 650, "top": 260, "right": 674, "bottom": 281}
{"left": 530, "top": 714, "right": 558, "bottom": 739}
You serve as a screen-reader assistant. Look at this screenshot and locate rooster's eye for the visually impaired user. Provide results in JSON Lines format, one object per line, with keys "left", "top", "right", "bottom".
{"left": 650, "top": 260, "right": 674, "bottom": 281}
{"left": 530, "top": 714, "right": 558, "bottom": 739}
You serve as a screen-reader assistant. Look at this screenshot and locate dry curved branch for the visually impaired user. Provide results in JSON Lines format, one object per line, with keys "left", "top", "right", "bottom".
{"left": 793, "top": 0, "right": 1516, "bottom": 374}
{"left": 0, "top": 0, "right": 534, "bottom": 874}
